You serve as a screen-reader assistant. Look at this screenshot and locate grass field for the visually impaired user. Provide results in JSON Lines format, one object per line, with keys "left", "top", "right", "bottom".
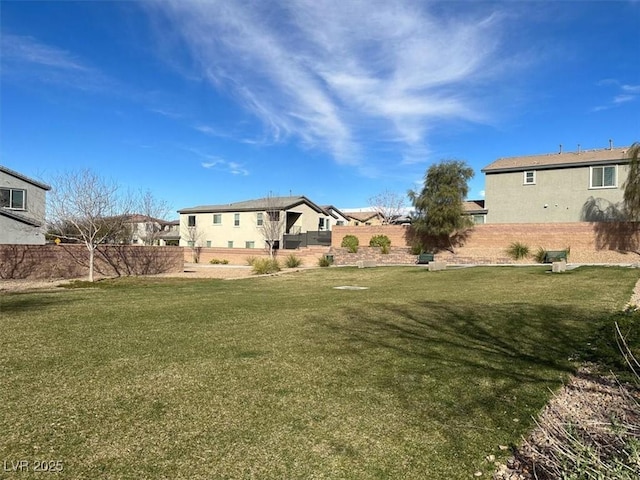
{"left": 1, "top": 266, "right": 638, "bottom": 479}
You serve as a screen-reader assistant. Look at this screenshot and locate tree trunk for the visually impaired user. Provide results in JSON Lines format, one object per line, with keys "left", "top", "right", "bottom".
{"left": 88, "top": 246, "right": 95, "bottom": 282}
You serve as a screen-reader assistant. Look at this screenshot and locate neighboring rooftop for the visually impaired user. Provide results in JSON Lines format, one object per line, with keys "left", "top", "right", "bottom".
{"left": 0, "top": 165, "right": 51, "bottom": 190}
{"left": 463, "top": 200, "right": 487, "bottom": 214}
{"left": 178, "top": 196, "right": 325, "bottom": 214}
{"left": 482, "top": 146, "right": 630, "bottom": 173}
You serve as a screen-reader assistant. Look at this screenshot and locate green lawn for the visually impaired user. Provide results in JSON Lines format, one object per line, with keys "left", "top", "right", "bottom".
{"left": 1, "top": 266, "right": 638, "bottom": 479}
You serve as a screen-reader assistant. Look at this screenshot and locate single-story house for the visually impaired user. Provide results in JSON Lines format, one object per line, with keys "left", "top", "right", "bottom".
{"left": 0, "top": 165, "right": 51, "bottom": 245}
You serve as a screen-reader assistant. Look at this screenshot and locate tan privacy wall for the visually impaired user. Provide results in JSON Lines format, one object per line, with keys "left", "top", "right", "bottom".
{"left": 331, "top": 223, "right": 640, "bottom": 264}
{"left": 183, "top": 245, "right": 330, "bottom": 266}
{"left": 0, "top": 245, "right": 184, "bottom": 280}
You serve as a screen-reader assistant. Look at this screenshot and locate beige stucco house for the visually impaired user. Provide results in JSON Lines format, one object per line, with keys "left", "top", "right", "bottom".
{"left": 0, "top": 165, "right": 51, "bottom": 245}
{"left": 482, "top": 146, "right": 632, "bottom": 223}
{"left": 177, "top": 196, "right": 334, "bottom": 250}
{"left": 344, "top": 210, "right": 384, "bottom": 226}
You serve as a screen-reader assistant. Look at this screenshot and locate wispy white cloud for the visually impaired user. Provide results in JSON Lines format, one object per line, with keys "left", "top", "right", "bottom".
{"left": 1, "top": 33, "right": 115, "bottom": 93}
{"left": 183, "top": 146, "right": 250, "bottom": 176}
{"left": 147, "top": 1, "right": 511, "bottom": 169}
{"left": 593, "top": 80, "right": 639, "bottom": 112}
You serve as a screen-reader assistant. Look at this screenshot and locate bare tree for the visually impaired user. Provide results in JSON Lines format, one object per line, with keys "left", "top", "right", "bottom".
{"left": 182, "top": 224, "right": 205, "bottom": 263}
{"left": 136, "top": 189, "right": 172, "bottom": 245}
{"left": 48, "top": 169, "right": 131, "bottom": 282}
{"left": 368, "top": 190, "right": 407, "bottom": 224}
{"left": 259, "top": 194, "right": 285, "bottom": 259}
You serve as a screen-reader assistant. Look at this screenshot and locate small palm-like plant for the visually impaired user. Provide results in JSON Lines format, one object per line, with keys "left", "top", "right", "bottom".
{"left": 506, "top": 241, "right": 530, "bottom": 260}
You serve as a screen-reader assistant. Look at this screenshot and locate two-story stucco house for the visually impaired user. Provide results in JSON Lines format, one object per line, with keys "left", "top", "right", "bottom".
{"left": 482, "top": 146, "right": 631, "bottom": 223}
{"left": 177, "top": 196, "right": 334, "bottom": 250}
{"left": 0, "top": 165, "right": 51, "bottom": 245}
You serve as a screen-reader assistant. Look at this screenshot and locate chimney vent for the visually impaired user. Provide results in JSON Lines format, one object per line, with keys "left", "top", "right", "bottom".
{"left": 577, "top": 144, "right": 581, "bottom": 154}
{"left": 559, "top": 144, "right": 563, "bottom": 154}
{"left": 609, "top": 139, "right": 613, "bottom": 150}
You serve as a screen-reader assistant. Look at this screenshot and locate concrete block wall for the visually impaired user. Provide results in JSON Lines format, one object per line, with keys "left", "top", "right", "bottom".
{"left": 0, "top": 244, "right": 184, "bottom": 280}
{"left": 332, "top": 223, "right": 640, "bottom": 265}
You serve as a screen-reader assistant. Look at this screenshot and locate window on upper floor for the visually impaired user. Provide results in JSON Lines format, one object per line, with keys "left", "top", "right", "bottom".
{"left": 590, "top": 165, "right": 617, "bottom": 188}
{"left": 187, "top": 215, "right": 196, "bottom": 227}
{"left": 234, "top": 213, "right": 240, "bottom": 226}
{"left": 523, "top": 171, "right": 536, "bottom": 185}
{"left": 267, "top": 210, "right": 280, "bottom": 222}
{"left": 257, "top": 212, "right": 264, "bottom": 226}
{"left": 213, "top": 214, "right": 222, "bottom": 225}
{"left": 0, "top": 188, "right": 26, "bottom": 210}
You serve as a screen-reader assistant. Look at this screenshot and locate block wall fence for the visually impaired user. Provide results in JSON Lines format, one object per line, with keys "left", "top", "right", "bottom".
{"left": 0, "top": 244, "right": 184, "bottom": 280}
{"left": 330, "top": 223, "right": 640, "bottom": 264}
{"left": 184, "top": 245, "right": 330, "bottom": 266}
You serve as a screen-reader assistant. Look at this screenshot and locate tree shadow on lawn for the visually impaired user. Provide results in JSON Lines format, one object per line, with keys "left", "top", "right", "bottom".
{"left": 309, "top": 300, "right": 611, "bottom": 439}
{"left": 0, "top": 291, "right": 82, "bottom": 315}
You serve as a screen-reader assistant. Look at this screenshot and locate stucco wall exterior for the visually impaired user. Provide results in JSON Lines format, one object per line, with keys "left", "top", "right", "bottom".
{"left": 179, "top": 203, "right": 330, "bottom": 249}
{"left": 0, "top": 169, "right": 48, "bottom": 245}
{"left": 484, "top": 163, "right": 629, "bottom": 223}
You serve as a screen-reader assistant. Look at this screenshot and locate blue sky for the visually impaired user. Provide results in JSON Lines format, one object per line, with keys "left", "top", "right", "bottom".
{"left": 2, "top": 1, "right": 639, "bottom": 216}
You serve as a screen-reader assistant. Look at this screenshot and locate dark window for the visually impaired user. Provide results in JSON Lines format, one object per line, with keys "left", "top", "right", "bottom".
{"left": 0, "top": 188, "right": 26, "bottom": 209}
{"left": 188, "top": 215, "right": 196, "bottom": 227}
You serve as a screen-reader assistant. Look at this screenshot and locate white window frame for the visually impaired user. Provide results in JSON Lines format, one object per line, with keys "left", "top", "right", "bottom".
{"left": 245, "top": 241, "right": 255, "bottom": 249}
{"left": 234, "top": 213, "right": 240, "bottom": 227}
{"left": 227, "top": 241, "right": 234, "bottom": 248}
{"left": 213, "top": 214, "right": 222, "bottom": 225}
{"left": 523, "top": 170, "right": 536, "bottom": 185}
{"left": 0, "top": 188, "right": 26, "bottom": 210}
{"left": 257, "top": 212, "right": 264, "bottom": 226}
{"left": 590, "top": 165, "right": 617, "bottom": 189}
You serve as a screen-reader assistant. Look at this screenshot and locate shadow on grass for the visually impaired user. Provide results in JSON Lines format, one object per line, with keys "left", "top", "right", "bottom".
{"left": 309, "top": 300, "right": 613, "bottom": 435}
{"left": 0, "top": 291, "right": 82, "bottom": 315}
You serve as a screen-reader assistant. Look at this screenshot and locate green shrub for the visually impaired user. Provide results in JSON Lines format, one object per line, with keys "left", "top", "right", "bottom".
{"left": 369, "top": 235, "right": 391, "bottom": 254}
{"left": 506, "top": 241, "right": 530, "bottom": 260}
{"left": 318, "top": 256, "right": 333, "bottom": 267}
{"left": 533, "top": 247, "right": 547, "bottom": 263}
{"left": 251, "top": 258, "right": 281, "bottom": 275}
{"left": 341, "top": 235, "right": 359, "bottom": 253}
{"left": 284, "top": 254, "right": 302, "bottom": 268}
{"left": 245, "top": 256, "right": 257, "bottom": 266}
{"left": 209, "top": 258, "right": 229, "bottom": 265}
{"left": 410, "top": 244, "right": 423, "bottom": 255}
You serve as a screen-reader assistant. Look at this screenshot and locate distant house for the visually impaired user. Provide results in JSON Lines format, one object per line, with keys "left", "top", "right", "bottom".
{"left": 0, "top": 165, "right": 51, "bottom": 245}
{"left": 321, "top": 205, "right": 350, "bottom": 227}
{"left": 344, "top": 210, "right": 384, "bottom": 226}
{"left": 463, "top": 200, "right": 487, "bottom": 225}
{"left": 177, "top": 196, "right": 333, "bottom": 250}
{"left": 482, "top": 146, "right": 631, "bottom": 223}
{"left": 124, "top": 215, "right": 180, "bottom": 246}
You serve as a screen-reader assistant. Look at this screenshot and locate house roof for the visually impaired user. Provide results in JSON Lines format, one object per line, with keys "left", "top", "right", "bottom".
{"left": 482, "top": 146, "right": 631, "bottom": 173}
{"left": 0, "top": 165, "right": 51, "bottom": 190}
{"left": 0, "top": 208, "right": 43, "bottom": 227}
{"left": 463, "top": 200, "right": 487, "bottom": 214}
{"left": 346, "top": 211, "right": 382, "bottom": 222}
{"left": 178, "top": 196, "right": 326, "bottom": 215}
{"left": 321, "top": 205, "right": 348, "bottom": 220}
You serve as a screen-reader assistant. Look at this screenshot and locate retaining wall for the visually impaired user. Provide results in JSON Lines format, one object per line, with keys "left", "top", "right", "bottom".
{"left": 331, "top": 223, "right": 640, "bottom": 265}
{"left": 0, "top": 244, "right": 184, "bottom": 280}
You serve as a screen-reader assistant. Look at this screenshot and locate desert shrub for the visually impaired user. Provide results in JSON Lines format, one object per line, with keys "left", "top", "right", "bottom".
{"left": 341, "top": 235, "right": 359, "bottom": 253}
{"left": 251, "top": 258, "right": 281, "bottom": 275}
{"left": 410, "top": 244, "right": 424, "bottom": 255}
{"left": 209, "top": 258, "right": 229, "bottom": 265}
{"left": 318, "top": 256, "right": 333, "bottom": 267}
{"left": 369, "top": 235, "right": 391, "bottom": 254}
{"left": 245, "top": 256, "right": 257, "bottom": 266}
{"left": 284, "top": 254, "right": 302, "bottom": 268}
{"left": 506, "top": 241, "right": 530, "bottom": 260}
{"left": 533, "top": 247, "right": 547, "bottom": 263}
